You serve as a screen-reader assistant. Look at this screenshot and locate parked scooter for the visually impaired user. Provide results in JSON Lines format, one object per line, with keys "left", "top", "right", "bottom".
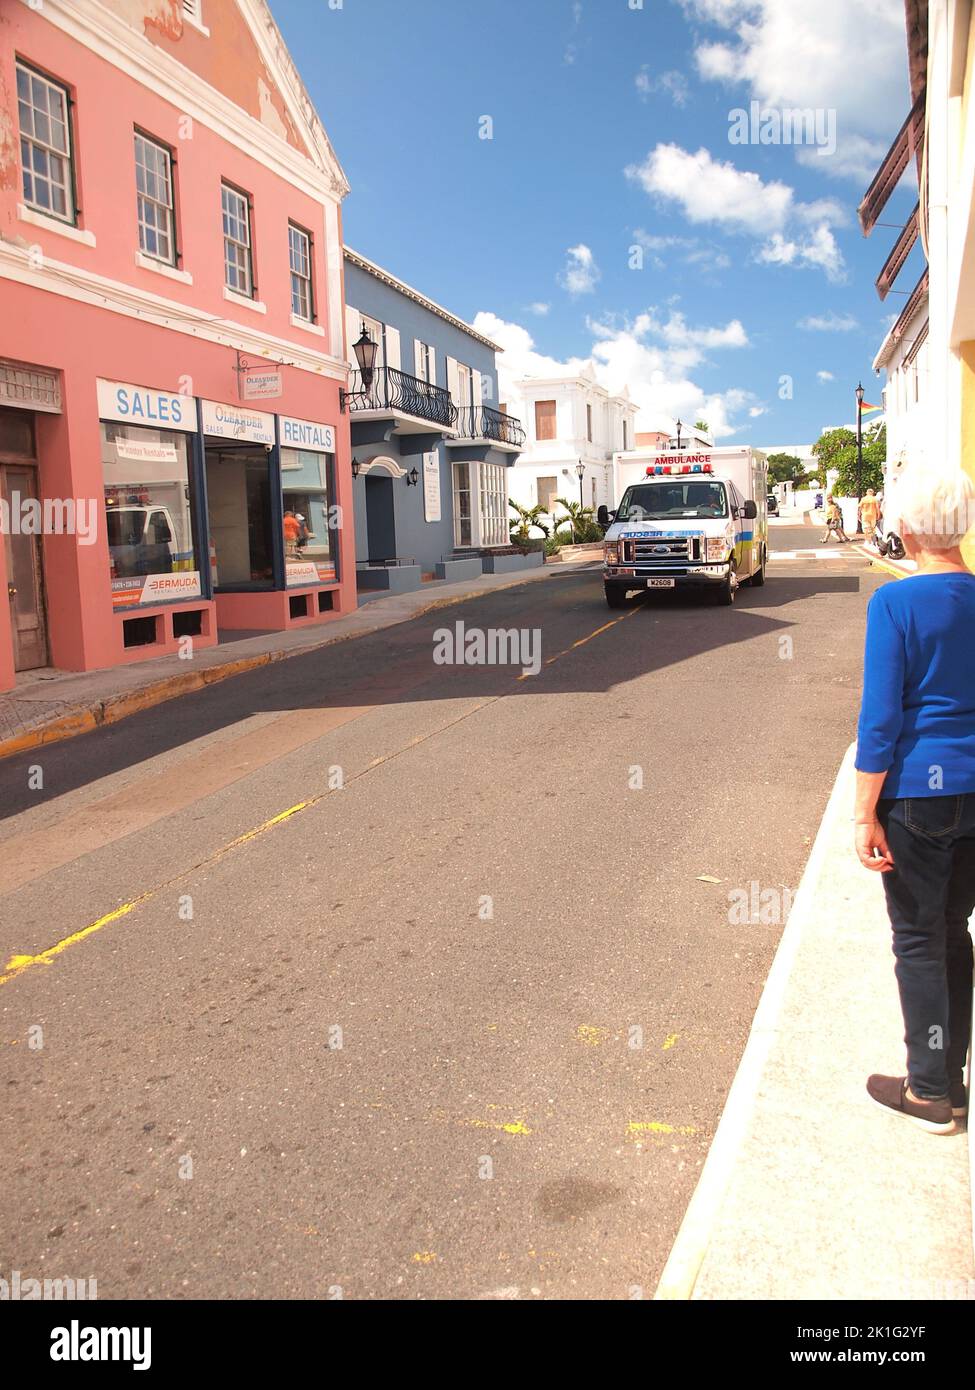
{"left": 874, "top": 518, "right": 906, "bottom": 560}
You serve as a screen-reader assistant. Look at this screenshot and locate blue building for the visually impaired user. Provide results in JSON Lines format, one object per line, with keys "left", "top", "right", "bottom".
{"left": 342, "top": 248, "right": 530, "bottom": 597}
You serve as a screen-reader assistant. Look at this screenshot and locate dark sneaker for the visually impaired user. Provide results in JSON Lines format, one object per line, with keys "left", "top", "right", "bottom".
{"left": 867, "top": 1074, "right": 955, "bottom": 1134}
{"left": 949, "top": 1080, "right": 968, "bottom": 1118}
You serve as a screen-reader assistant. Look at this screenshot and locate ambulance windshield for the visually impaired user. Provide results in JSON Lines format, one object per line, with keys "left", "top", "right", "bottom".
{"left": 616, "top": 481, "right": 729, "bottom": 521}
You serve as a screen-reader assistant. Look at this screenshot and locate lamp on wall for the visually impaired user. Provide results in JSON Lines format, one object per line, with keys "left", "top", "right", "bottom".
{"left": 405, "top": 466, "right": 419, "bottom": 487}
{"left": 351, "top": 457, "right": 361, "bottom": 479}
{"left": 339, "top": 325, "right": 379, "bottom": 412}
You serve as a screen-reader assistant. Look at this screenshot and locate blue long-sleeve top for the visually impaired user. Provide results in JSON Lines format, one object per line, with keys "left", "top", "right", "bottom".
{"left": 856, "top": 573, "right": 975, "bottom": 798}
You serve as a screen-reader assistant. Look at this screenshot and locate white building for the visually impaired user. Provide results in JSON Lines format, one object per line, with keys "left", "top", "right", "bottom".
{"left": 873, "top": 284, "right": 928, "bottom": 510}
{"left": 505, "top": 365, "right": 638, "bottom": 528}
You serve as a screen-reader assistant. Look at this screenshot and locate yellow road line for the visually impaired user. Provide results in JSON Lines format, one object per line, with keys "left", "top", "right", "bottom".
{"left": 518, "top": 603, "right": 641, "bottom": 680}
{"left": 2, "top": 607, "right": 634, "bottom": 989}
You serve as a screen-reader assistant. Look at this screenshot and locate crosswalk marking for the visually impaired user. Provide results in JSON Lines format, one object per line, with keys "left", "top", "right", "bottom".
{"left": 771, "top": 550, "right": 849, "bottom": 560}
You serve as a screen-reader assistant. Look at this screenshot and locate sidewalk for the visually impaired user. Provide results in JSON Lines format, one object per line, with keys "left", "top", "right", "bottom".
{"left": 656, "top": 745, "right": 974, "bottom": 1300}
{"left": 0, "top": 558, "right": 595, "bottom": 761}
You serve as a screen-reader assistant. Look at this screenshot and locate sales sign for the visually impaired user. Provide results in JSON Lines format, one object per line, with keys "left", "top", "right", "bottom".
{"left": 97, "top": 379, "right": 197, "bottom": 432}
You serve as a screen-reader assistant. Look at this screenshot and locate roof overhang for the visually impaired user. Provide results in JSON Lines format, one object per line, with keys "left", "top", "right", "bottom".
{"left": 876, "top": 202, "right": 920, "bottom": 298}
{"left": 858, "top": 92, "right": 926, "bottom": 235}
{"left": 872, "top": 270, "right": 929, "bottom": 370}
{"left": 343, "top": 247, "right": 502, "bottom": 352}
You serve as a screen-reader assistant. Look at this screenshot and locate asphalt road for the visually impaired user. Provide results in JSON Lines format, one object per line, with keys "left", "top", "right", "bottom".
{"left": 0, "top": 529, "right": 885, "bottom": 1300}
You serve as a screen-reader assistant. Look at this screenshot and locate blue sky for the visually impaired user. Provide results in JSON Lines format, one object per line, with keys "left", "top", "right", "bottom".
{"left": 271, "top": 0, "right": 919, "bottom": 445}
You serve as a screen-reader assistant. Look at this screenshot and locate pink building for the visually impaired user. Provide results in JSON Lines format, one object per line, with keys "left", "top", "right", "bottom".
{"left": 0, "top": 0, "right": 355, "bottom": 695}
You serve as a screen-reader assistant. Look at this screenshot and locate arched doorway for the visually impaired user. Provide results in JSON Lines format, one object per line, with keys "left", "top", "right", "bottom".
{"left": 359, "top": 456, "right": 404, "bottom": 563}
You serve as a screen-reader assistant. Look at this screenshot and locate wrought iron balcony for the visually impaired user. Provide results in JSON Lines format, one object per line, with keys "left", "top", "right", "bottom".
{"left": 347, "top": 366, "right": 457, "bottom": 430}
{"left": 454, "top": 403, "right": 526, "bottom": 448}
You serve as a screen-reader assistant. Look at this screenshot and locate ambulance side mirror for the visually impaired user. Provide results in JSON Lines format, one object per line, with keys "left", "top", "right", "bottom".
{"left": 597, "top": 505, "right": 611, "bottom": 526}
{"left": 741, "top": 499, "right": 758, "bottom": 520}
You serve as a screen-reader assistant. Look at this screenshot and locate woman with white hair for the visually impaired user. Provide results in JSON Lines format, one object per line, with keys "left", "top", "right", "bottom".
{"left": 855, "top": 465, "right": 975, "bottom": 1134}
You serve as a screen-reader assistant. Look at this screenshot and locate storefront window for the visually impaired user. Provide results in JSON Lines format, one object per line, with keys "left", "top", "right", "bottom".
{"left": 479, "top": 463, "right": 508, "bottom": 547}
{"left": 280, "top": 447, "right": 336, "bottom": 585}
{"left": 453, "top": 462, "right": 472, "bottom": 547}
{"left": 101, "top": 422, "right": 200, "bottom": 608}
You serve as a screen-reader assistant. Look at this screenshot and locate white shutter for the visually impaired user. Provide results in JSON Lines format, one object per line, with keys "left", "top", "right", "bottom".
{"left": 345, "top": 305, "right": 361, "bottom": 369}
{"left": 446, "top": 356, "right": 460, "bottom": 401}
{"left": 384, "top": 325, "right": 401, "bottom": 372}
{"left": 414, "top": 340, "right": 424, "bottom": 379}
{"left": 428, "top": 345, "right": 436, "bottom": 387}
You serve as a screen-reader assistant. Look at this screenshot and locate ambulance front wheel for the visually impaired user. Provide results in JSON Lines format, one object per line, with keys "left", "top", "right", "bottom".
{"left": 604, "top": 584, "right": 628, "bottom": 609}
{"left": 750, "top": 547, "right": 767, "bottom": 586}
{"left": 713, "top": 572, "right": 735, "bottom": 606}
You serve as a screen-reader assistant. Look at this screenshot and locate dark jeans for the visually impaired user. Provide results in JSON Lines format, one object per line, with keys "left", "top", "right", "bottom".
{"left": 877, "top": 795, "right": 975, "bottom": 1098}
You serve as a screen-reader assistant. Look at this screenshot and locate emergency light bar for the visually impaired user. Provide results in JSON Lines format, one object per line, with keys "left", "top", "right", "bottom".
{"left": 644, "top": 463, "right": 713, "bottom": 476}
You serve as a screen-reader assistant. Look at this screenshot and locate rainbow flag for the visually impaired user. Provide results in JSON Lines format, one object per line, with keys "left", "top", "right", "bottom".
{"left": 858, "top": 399, "right": 882, "bottom": 414}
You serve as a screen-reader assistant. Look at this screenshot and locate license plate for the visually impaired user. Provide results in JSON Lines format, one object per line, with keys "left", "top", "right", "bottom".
{"left": 649, "top": 577, "right": 675, "bottom": 588}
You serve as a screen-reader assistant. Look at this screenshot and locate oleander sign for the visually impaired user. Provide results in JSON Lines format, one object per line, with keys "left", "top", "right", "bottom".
{"left": 200, "top": 399, "right": 274, "bottom": 445}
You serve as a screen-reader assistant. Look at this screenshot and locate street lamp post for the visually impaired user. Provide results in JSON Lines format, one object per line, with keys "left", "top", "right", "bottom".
{"left": 576, "top": 460, "right": 585, "bottom": 510}
{"left": 675, "top": 418, "right": 683, "bottom": 450}
{"left": 855, "top": 381, "right": 864, "bottom": 533}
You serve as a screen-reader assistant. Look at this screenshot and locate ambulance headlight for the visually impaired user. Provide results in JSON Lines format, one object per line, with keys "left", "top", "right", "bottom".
{"left": 604, "top": 541, "right": 620, "bottom": 563}
{"left": 706, "top": 536, "right": 729, "bottom": 561}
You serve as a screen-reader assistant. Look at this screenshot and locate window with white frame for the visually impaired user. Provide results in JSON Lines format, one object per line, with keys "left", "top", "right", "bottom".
{"left": 135, "top": 133, "right": 175, "bottom": 264}
{"left": 479, "top": 463, "right": 508, "bottom": 547}
{"left": 456, "top": 362, "right": 473, "bottom": 407}
{"left": 453, "top": 462, "right": 472, "bottom": 547}
{"left": 415, "top": 342, "right": 434, "bottom": 383}
{"left": 17, "top": 61, "right": 74, "bottom": 222}
{"left": 289, "top": 222, "right": 313, "bottom": 320}
{"left": 222, "top": 182, "right": 253, "bottom": 295}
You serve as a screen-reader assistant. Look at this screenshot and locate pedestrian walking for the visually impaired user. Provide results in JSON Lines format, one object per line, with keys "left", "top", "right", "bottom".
{"left": 859, "top": 488, "right": 880, "bottom": 536}
{"left": 820, "top": 495, "right": 850, "bottom": 543}
{"left": 854, "top": 465, "right": 975, "bottom": 1134}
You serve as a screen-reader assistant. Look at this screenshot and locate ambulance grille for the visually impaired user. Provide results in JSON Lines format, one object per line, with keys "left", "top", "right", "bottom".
{"left": 622, "top": 537, "right": 700, "bottom": 564}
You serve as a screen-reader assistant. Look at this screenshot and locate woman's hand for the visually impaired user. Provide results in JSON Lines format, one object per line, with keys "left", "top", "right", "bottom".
{"left": 855, "top": 819, "right": 895, "bottom": 872}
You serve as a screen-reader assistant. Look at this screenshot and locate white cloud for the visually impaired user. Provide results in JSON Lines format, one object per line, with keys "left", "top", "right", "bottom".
{"left": 757, "top": 223, "right": 845, "bottom": 282}
{"left": 817, "top": 370, "right": 835, "bottom": 382}
{"left": 626, "top": 143, "right": 793, "bottom": 235}
{"left": 564, "top": 0, "right": 584, "bottom": 65}
{"left": 527, "top": 301, "right": 550, "bottom": 316}
{"left": 636, "top": 67, "right": 690, "bottom": 107}
{"left": 626, "top": 143, "right": 846, "bottom": 280}
{"left": 678, "top": 0, "right": 908, "bottom": 181}
{"left": 471, "top": 308, "right": 757, "bottom": 440}
{"left": 559, "top": 243, "right": 600, "bottom": 296}
{"left": 798, "top": 311, "right": 858, "bottom": 331}
{"left": 749, "top": 405, "right": 767, "bottom": 417}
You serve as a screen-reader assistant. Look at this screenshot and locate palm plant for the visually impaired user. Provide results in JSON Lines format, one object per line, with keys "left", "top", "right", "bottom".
{"left": 508, "top": 500, "right": 550, "bottom": 544}
{"left": 553, "top": 497, "right": 596, "bottom": 542}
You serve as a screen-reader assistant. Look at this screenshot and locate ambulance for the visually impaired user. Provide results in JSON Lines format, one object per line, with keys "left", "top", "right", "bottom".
{"left": 598, "top": 446, "right": 769, "bottom": 608}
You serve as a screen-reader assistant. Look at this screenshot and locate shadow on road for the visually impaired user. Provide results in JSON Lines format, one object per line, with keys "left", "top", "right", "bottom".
{"left": 0, "top": 569, "right": 866, "bottom": 818}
